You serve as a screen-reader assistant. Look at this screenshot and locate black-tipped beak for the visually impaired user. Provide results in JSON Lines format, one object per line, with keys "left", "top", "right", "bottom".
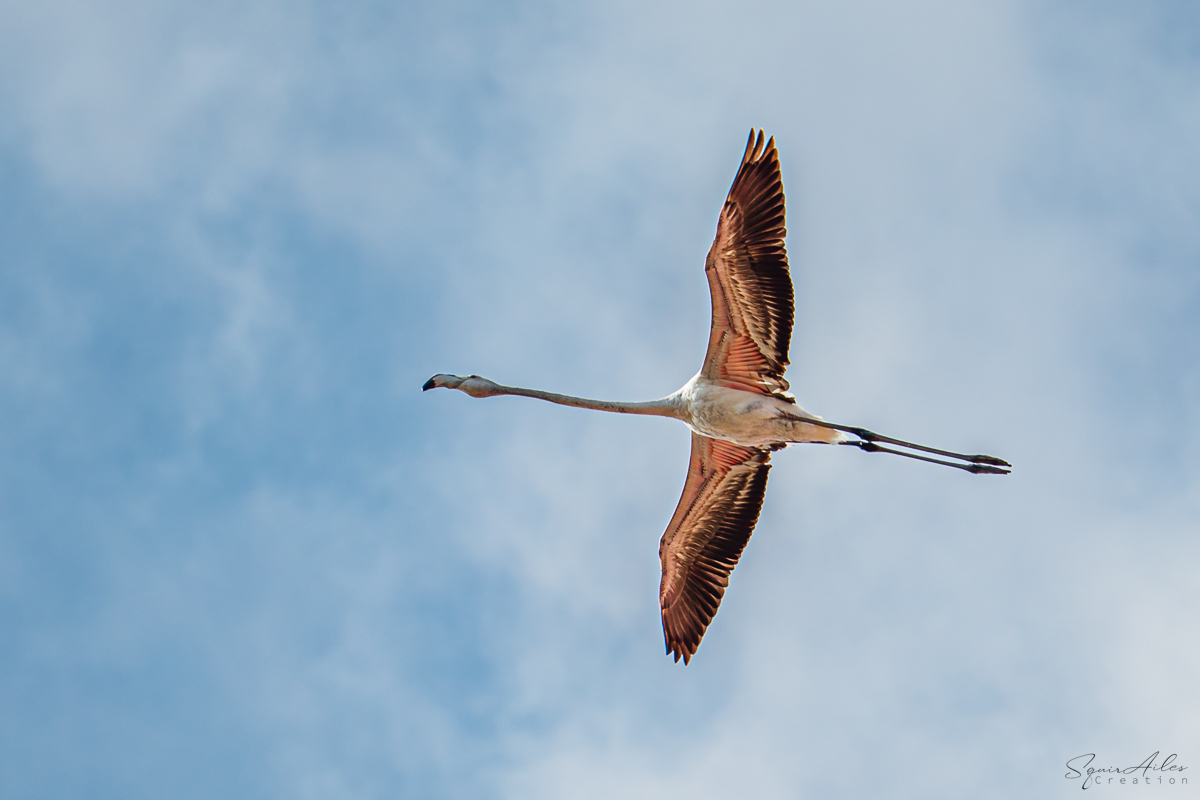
{"left": 422, "top": 377, "right": 437, "bottom": 391}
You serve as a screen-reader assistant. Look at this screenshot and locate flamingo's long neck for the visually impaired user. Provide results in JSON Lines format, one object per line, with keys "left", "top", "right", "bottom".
{"left": 492, "top": 384, "right": 683, "bottom": 419}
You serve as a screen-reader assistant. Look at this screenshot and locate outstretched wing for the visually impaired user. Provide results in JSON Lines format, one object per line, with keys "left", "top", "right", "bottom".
{"left": 701, "top": 129, "right": 795, "bottom": 400}
{"left": 659, "top": 433, "right": 773, "bottom": 664}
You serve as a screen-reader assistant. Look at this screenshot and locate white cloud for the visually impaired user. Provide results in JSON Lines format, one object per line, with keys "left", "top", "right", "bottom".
{"left": 1, "top": 0, "right": 1198, "bottom": 798}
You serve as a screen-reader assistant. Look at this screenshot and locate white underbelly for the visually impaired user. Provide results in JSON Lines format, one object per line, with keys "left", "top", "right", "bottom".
{"left": 679, "top": 380, "right": 842, "bottom": 448}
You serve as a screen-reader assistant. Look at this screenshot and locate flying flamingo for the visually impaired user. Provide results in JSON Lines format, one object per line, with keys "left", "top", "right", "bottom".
{"left": 424, "top": 130, "right": 1010, "bottom": 664}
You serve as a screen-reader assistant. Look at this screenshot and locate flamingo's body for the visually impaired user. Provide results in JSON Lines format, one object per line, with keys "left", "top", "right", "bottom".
{"left": 425, "top": 131, "right": 1009, "bottom": 664}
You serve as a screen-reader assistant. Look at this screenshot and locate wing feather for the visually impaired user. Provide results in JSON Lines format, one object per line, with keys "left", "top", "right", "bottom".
{"left": 701, "top": 129, "right": 795, "bottom": 400}
{"left": 658, "top": 433, "right": 772, "bottom": 664}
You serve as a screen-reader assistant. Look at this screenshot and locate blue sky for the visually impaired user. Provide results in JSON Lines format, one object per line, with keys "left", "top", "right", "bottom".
{"left": 1, "top": 1, "right": 1198, "bottom": 798}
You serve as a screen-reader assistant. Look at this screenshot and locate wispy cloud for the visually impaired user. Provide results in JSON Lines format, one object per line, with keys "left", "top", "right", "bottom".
{"left": 0, "top": 1, "right": 1197, "bottom": 798}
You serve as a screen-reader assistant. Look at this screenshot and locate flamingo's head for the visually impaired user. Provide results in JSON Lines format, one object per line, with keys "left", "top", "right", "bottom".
{"left": 422, "top": 374, "right": 502, "bottom": 398}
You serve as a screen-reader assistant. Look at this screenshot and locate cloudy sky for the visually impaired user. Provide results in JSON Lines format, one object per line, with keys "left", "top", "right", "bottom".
{"left": 1, "top": 0, "right": 1198, "bottom": 797}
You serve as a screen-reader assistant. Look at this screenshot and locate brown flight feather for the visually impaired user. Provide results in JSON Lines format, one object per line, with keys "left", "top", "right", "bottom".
{"left": 658, "top": 129, "right": 796, "bottom": 663}
{"left": 700, "top": 129, "right": 795, "bottom": 401}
